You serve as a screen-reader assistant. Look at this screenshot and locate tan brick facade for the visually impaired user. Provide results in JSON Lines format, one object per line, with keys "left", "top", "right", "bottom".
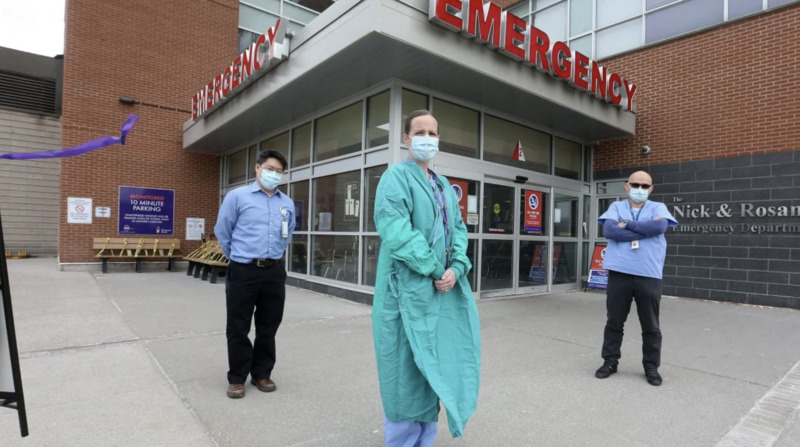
{"left": 594, "top": 3, "right": 800, "bottom": 172}
{"left": 60, "top": 0, "right": 238, "bottom": 263}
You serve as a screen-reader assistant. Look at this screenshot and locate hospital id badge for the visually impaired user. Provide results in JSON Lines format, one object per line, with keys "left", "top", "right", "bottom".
{"left": 631, "top": 240, "right": 639, "bottom": 250}
{"left": 281, "top": 220, "right": 289, "bottom": 238}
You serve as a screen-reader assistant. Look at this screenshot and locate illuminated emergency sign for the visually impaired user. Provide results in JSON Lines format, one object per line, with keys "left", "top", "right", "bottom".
{"left": 429, "top": 0, "right": 637, "bottom": 111}
{"left": 191, "top": 19, "right": 290, "bottom": 120}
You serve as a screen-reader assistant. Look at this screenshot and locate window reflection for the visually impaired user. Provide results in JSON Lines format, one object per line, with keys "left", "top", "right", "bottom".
{"left": 290, "top": 181, "right": 309, "bottom": 232}
{"left": 314, "top": 102, "right": 362, "bottom": 162}
{"left": 261, "top": 131, "right": 290, "bottom": 155}
{"left": 312, "top": 170, "right": 360, "bottom": 232}
{"left": 554, "top": 137, "right": 581, "bottom": 180}
{"left": 554, "top": 194, "right": 578, "bottom": 237}
{"left": 484, "top": 115, "right": 550, "bottom": 174}
{"left": 312, "top": 235, "right": 359, "bottom": 283}
{"left": 553, "top": 242, "right": 578, "bottom": 285}
{"left": 367, "top": 90, "right": 390, "bottom": 148}
{"left": 519, "top": 240, "right": 548, "bottom": 286}
{"left": 433, "top": 98, "right": 479, "bottom": 158}
{"left": 483, "top": 184, "right": 514, "bottom": 234}
{"left": 363, "top": 236, "right": 380, "bottom": 286}
{"left": 481, "top": 239, "right": 513, "bottom": 291}
{"left": 364, "top": 165, "right": 387, "bottom": 232}
{"left": 289, "top": 236, "right": 308, "bottom": 274}
{"left": 226, "top": 149, "right": 248, "bottom": 185}
{"left": 292, "top": 123, "right": 311, "bottom": 167}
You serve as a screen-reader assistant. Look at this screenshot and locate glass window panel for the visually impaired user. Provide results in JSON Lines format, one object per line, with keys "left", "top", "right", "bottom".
{"left": 364, "top": 165, "right": 388, "bottom": 232}
{"left": 240, "top": 4, "right": 278, "bottom": 32}
{"left": 519, "top": 189, "right": 549, "bottom": 236}
{"left": 312, "top": 170, "right": 360, "bottom": 232}
{"left": 248, "top": 145, "right": 258, "bottom": 179}
{"left": 532, "top": 0, "right": 561, "bottom": 12}
{"left": 311, "top": 235, "right": 359, "bottom": 283}
{"left": 260, "top": 132, "right": 290, "bottom": 162}
{"left": 729, "top": 0, "right": 762, "bottom": 19}
{"left": 448, "top": 177, "right": 481, "bottom": 233}
{"left": 466, "top": 239, "right": 478, "bottom": 292}
{"left": 519, "top": 240, "right": 548, "bottom": 286}
{"left": 646, "top": 0, "right": 679, "bottom": 10}
{"left": 432, "top": 98, "right": 479, "bottom": 158}
{"left": 402, "top": 90, "right": 428, "bottom": 133}
{"left": 367, "top": 90, "right": 390, "bottom": 148}
{"left": 533, "top": 2, "right": 567, "bottom": 44}
{"left": 484, "top": 115, "right": 551, "bottom": 174}
{"left": 769, "top": 0, "right": 796, "bottom": 7}
{"left": 554, "top": 137, "right": 581, "bottom": 180}
{"left": 595, "top": 18, "right": 642, "bottom": 59}
{"left": 583, "top": 146, "right": 592, "bottom": 182}
{"left": 226, "top": 149, "right": 248, "bottom": 185}
{"left": 553, "top": 242, "right": 578, "bottom": 285}
{"left": 238, "top": 29, "right": 258, "bottom": 55}
{"left": 582, "top": 194, "right": 591, "bottom": 238}
{"left": 483, "top": 183, "right": 514, "bottom": 234}
{"left": 283, "top": 2, "right": 319, "bottom": 24}
{"left": 554, "top": 194, "right": 579, "bottom": 237}
{"left": 570, "top": 0, "right": 593, "bottom": 36}
{"left": 314, "top": 102, "right": 362, "bottom": 162}
{"left": 596, "top": 180, "right": 626, "bottom": 195}
{"left": 248, "top": 0, "right": 281, "bottom": 14}
{"left": 363, "top": 236, "right": 380, "bottom": 286}
{"left": 481, "top": 240, "right": 513, "bottom": 291}
{"left": 292, "top": 123, "right": 311, "bottom": 167}
{"left": 645, "top": 0, "right": 724, "bottom": 45}
{"left": 290, "top": 180, "right": 309, "bottom": 231}
{"left": 597, "top": 0, "right": 642, "bottom": 28}
{"left": 569, "top": 35, "right": 592, "bottom": 57}
{"left": 289, "top": 236, "right": 308, "bottom": 274}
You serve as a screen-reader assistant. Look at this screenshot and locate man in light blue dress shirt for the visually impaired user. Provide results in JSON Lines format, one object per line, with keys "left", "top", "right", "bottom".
{"left": 595, "top": 171, "right": 678, "bottom": 386}
{"left": 214, "top": 149, "right": 295, "bottom": 399}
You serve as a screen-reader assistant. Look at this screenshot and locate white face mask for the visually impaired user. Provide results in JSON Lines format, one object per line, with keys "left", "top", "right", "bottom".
{"left": 628, "top": 187, "right": 649, "bottom": 203}
{"left": 410, "top": 136, "right": 439, "bottom": 162}
{"left": 259, "top": 168, "right": 282, "bottom": 190}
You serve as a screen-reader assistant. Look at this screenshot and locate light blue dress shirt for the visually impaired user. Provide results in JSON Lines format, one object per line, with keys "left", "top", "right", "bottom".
{"left": 598, "top": 200, "right": 678, "bottom": 279}
{"left": 214, "top": 182, "right": 295, "bottom": 264}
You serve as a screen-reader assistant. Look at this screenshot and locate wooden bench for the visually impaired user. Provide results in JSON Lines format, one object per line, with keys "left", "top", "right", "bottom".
{"left": 183, "top": 240, "right": 229, "bottom": 284}
{"left": 93, "top": 237, "right": 181, "bottom": 273}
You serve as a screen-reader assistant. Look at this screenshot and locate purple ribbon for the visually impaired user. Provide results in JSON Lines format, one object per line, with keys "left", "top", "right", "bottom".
{"left": 0, "top": 114, "right": 140, "bottom": 160}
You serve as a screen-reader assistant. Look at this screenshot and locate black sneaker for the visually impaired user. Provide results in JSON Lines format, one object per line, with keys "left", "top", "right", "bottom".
{"left": 595, "top": 361, "right": 618, "bottom": 379}
{"left": 645, "top": 368, "right": 662, "bottom": 386}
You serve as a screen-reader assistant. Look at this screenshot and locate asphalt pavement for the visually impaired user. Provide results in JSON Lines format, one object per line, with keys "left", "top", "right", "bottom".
{"left": 1, "top": 256, "right": 799, "bottom": 446}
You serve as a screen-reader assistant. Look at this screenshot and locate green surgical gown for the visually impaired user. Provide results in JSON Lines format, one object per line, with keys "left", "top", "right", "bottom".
{"left": 372, "top": 160, "right": 481, "bottom": 438}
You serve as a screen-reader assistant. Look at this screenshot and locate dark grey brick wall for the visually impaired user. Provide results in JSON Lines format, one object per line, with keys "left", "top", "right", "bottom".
{"left": 596, "top": 150, "right": 800, "bottom": 309}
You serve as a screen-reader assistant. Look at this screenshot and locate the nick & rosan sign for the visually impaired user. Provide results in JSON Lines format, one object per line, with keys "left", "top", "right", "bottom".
{"left": 191, "top": 19, "right": 290, "bottom": 121}
{"left": 429, "top": 0, "right": 637, "bottom": 111}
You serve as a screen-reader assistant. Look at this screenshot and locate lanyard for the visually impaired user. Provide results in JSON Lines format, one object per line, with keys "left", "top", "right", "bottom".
{"left": 429, "top": 172, "right": 451, "bottom": 267}
{"left": 629, "top": 201, "right": 645, "bottom": 221}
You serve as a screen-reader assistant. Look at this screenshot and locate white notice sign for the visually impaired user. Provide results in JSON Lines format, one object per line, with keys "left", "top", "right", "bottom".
{"left": 95, "top": 207, "right": 111, "bottom": 218}
{"left": 186, "top": 218, "right": 205, "bottom": 241}
{"left": 67, "top": 197, "right": 92, "bottom": 224}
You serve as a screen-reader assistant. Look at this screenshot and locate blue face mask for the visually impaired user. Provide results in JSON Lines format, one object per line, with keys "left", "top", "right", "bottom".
{"left": 629, "top": 187, "right": 649, "bottom": 203}
{"left": 260, "top": 168, "right": 282, "bottom": 190}
{"left": 410, "top": 136, "right": 439, "bottom": 162}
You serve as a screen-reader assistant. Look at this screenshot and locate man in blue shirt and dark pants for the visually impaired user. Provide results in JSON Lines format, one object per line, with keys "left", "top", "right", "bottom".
{"left": 595, "top": 171, "right": 677, "bottom": 386}
{"left": 215, "top": 149, "right": 295, "bottom": 399}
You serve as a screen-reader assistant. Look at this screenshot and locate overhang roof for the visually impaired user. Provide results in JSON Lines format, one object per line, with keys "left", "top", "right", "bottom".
{"left": 183, "top": 0, "right": 636, "bottom": 154}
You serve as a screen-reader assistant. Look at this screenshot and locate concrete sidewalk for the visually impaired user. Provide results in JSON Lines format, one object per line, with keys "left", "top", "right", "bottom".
{"left": 2, "top": 257, "right": 800, "bottom": 446}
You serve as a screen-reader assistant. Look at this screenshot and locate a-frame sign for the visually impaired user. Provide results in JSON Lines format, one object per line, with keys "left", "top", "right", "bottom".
{"left": 0, "top": 210, "right": 29, "bottom": 437}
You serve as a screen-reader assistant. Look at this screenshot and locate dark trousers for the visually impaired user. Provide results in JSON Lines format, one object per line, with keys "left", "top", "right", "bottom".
{"left": 226, "top": 261, "right": 286, "bottom": 384}
{"left": 601, "top": 270, "right": 662, "bottom": 369}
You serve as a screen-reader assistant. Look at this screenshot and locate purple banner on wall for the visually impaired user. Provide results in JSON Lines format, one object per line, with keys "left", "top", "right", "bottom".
{"left": 118, "top": 186, "right": 175, "bottom": 235}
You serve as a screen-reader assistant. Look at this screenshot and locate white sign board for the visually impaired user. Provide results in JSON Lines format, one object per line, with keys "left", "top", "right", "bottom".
{"left": 95, "top": 206, "right": 111, "bottom": 218}
{"left": 186, "top": 218, "right": 205, "bottom": 241}
{"left": 67, "top": 197, "right": 92, "bottom": 224}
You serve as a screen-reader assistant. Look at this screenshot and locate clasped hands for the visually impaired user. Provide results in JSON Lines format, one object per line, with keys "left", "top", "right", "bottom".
{"left": 434, "top": 268, "right": 457, "bottom": 293}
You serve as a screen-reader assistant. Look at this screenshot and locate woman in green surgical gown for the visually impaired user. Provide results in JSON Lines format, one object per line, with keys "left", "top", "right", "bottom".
{"left": 372, "top": 110, "right": 481, "bottom": 446}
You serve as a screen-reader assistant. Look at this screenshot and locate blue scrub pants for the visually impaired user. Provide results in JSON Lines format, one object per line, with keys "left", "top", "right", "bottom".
{"left": 383, "top": 412, "right": 437, "bottom": 447}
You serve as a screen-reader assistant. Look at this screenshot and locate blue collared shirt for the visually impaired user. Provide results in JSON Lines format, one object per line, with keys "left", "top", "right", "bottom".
{"left": 598, "top": 200, "right": 678, "bottom": 279}
{"left": 214, "top": 182, "right": 295, "bottom": 263}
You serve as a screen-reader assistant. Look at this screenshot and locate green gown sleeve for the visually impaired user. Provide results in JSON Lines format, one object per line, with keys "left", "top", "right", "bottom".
{"left": 374, "top": 166, "right": 446, "bottom": 280}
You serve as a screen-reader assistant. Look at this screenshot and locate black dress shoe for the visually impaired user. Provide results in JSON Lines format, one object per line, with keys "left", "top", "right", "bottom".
{"left": 595, "top": 361, "right": 618, "bottom": 379}
{"left": 645, "top": 368, "right": 662, "bottom": 386}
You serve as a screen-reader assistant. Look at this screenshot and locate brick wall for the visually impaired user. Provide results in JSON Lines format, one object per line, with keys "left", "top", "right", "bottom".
{"left": 596, "top": 150, "right": 800, "bottom": 309}
{"left": 60, "top": 0, "right": 238, "bottom": 263}
{"left": 594, "top": 3, "right": 800, "bottom": 171}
